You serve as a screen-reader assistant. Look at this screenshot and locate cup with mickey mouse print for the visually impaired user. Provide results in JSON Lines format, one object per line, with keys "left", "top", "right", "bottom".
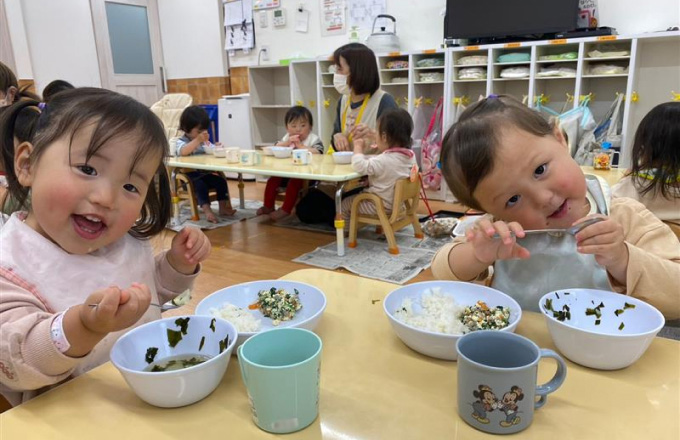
{"left": 456, "top": 331, "right": 567, "bottom": 434}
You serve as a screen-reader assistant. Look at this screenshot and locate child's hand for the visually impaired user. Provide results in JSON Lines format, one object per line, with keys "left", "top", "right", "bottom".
{"left": 333, "top": 133, "right": 350, "bottom": 151}
{"left": 198, "top": 130, "right": 210, "bottom": 144}
{"left": 573, "top": 214, "right": 629, "bottom": 281}
{"left": 167, "top": 226, "right": 211, "bottom": 274}
{"left": 276, "top": 140, "right": 292, "bottom": 147}
{"left": 80, "top": 284, "right": 151, "bottom": 335}
{"left": 352, "top": 123, "right": 373, "bottom": 141}
{"left": 466, "top": 218, "right": 530, "bottom": 265}
{"left": 289, "top": 135, "right": 301, "bottom": 149}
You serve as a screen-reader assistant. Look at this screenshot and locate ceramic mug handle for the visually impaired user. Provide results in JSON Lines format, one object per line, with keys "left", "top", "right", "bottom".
{"left": 534, "top": 348, "right": 567, "bottom": 409}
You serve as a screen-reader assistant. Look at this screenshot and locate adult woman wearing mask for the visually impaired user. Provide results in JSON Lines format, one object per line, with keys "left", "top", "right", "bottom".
{"left": 331, "top": 43, "right": 398, "bottom": 152}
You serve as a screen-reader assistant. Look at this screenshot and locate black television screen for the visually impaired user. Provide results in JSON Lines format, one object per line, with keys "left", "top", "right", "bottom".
{"left": 445, "top": 0, "right": 579, "bottom": 40}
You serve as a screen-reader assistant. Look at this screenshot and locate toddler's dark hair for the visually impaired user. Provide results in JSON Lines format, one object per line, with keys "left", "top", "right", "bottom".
{"left": 179, "top": 105, "right": 210, "bottom": 133}
{"left": 42, "top": 80, "right": 75, "bottom": 103}
{"left": 284, "top": 106, "right": 313, "bottom": 127}
{"left": 0, "top": 88, "right": 171, "bottom": 238}
{"left": 377, "top": 108, "right": 413, "bottom": 149}
{"left": 441, "top": 95, "right": 555, "bottom": 210}
{"left": 630, "top": 102, "right": 680, "bottom": 199}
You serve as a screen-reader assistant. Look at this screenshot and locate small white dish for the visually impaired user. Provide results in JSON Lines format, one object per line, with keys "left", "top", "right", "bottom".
{"left": 332, "top": 151, "right": 353, "bottom": 164}
{"left": 270, "top": 146, "right": 293, "bottom": 158}
{"left": 196, "top": 280, "right": 327, "bottom": 348}
{"left": 262, "top": 146, "right": 275, "bottom": 156}
{"left": 451, "top": 215, "right": 484, "bottom": 237}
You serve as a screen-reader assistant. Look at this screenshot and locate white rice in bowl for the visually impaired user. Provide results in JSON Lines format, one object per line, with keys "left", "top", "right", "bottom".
{"left": 394, "top": 288, "right": 469, "bottom": 335}
{"left": 209, "top": 302, "right": 261, "bottom": 332}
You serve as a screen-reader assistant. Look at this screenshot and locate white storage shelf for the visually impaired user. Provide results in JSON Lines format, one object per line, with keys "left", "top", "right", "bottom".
{"left": 245, "top": 32, "right": 679, "bottom": 194}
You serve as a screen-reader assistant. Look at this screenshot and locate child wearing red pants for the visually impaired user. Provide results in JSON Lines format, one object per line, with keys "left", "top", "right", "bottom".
{"left": 257, "top": 106, "right": 324, "bottom": 221}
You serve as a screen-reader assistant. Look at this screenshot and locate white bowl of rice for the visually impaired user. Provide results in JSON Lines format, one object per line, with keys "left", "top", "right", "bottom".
{"left": 384, "top": 281, "right": 522, "bottom": 360}
{"left": 195, "top": 280, "right": 327, "bottom": 349}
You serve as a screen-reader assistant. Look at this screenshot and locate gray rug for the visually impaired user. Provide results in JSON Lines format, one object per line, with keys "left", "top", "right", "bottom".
{"left": 166, "top": 198, "right": 260, "bottom": 231}
{"left": 293, "top": 226, "right": 452, "bottom": 284}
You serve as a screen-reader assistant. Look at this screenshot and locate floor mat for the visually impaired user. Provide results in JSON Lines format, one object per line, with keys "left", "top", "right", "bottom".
{"left": 166, "top": 198, "right": 261, "bottom": 231}
{"left": 293, "top": 227, "right": 452, "bottom": 284}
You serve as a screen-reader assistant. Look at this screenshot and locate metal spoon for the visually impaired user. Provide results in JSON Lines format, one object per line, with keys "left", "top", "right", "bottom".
{"left": 88, "top": 302, "right": 181, "bottom": 313}
{"left": 492, "top": 217, "right": 603, "bottom": 239}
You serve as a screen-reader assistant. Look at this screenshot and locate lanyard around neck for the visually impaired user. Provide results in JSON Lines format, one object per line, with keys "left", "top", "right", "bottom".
{"left": 342, "top": 94, "right": 370, "bottom": 143}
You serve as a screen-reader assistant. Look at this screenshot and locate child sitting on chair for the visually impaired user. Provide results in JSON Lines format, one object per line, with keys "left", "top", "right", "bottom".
{"left": 340, "top": 108, "right": 417, "bottom": 221}
{"left": 612, "top": 102, "right": 680, "bottom": 227}
{"left": 176, "top": 105, "right": 235, "bottom": 223}
{"left": 257, "top": 106, "right": 324, "bottom": 221}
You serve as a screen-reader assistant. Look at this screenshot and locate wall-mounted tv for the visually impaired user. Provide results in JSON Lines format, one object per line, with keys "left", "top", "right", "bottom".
{"left": 445, "top": 0, "right": 580, "bottom": 42}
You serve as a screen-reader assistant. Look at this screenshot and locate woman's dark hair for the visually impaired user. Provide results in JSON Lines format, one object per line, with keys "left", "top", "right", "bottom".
{"left": 630, "top": 102, "right": 680, "bottom": 199}
{"left": 0, "top": 61, "right": 40, "bottom": 103}
{"left": 441, "top": 95, "right": 555, "bottom": 210}
{"left": 0, "top": 88, "right": 171, "bottom": 238}
{"left": 377, "top": 108, "right": 413, "bottom": 149}
{"left": 333, "top": 43, "right": 380, "bottom": 95}
{"left": 179, "top": 105, "right": 210, "bottom": 133}
{"left": 42, "top": 79, "right": 75, "bottom": 103}
{"left": 284, "top": 105, "right": 313, "bottom": 127}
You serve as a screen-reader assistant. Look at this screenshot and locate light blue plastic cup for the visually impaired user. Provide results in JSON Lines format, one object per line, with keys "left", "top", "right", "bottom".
{"left": 237, "top": 328, "right": 322, "bottom": 434}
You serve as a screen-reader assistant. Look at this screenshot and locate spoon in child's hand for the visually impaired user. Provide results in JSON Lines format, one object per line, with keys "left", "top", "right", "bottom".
{"left": 491, "top": 217, "right": 604, "bottom": 239}
{"left": 88, "top": 302, "right": 181, "bottom": 313}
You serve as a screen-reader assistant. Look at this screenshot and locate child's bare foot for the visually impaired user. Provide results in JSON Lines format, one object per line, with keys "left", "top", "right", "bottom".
{"left": 269, "top": 208, "right": 291, "bottom": 222}
{"left": 256, "top": 206, "right": 275, "bottom": 216}
{"left": 202, "top": 205, "right": 218, "bottom": 223}
{"left": 217, "top": 200, "right": 236, "bottom": 216}
{"left": 219, "top": 207, "right": 237, "bottom": 216}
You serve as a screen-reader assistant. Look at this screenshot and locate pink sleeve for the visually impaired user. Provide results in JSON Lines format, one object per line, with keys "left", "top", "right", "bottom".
{"left": 153, "top": 251, "right": 200, "bottom": 305}
{"left": 0, "top": 278, "right": 80, "bottom": 395}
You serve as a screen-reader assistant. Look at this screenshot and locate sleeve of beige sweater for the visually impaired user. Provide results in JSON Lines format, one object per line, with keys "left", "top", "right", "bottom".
{"left": 431, "top": 238, "right": 491, "bottom": 282}
{"left": 0, "top": 251, "right": 199, "bottom": 394}
{"left": 608, "top": 197, "right": 680, "bottom": 320}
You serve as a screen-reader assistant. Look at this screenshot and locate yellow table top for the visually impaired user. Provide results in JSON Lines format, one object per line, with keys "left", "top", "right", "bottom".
{"left": 581, "top": 166, "right": 626, "bottom": 187}
{"left": 167, "top": 154, "right": 361, "bottom": 182}
{"left": 2, "top": 269, "right": 678, "bottom": 439}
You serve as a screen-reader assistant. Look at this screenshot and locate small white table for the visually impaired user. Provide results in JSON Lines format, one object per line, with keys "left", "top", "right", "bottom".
{"left": 167, "top": 154, "right": 362, "bottom": 256}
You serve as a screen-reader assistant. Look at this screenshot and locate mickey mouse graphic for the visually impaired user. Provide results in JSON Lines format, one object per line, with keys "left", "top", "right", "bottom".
{"left": 471, "top": 385, "right": 499, "bottom": 424}
{"left": 499, "top": 386, "right": 524, "bottom": 427}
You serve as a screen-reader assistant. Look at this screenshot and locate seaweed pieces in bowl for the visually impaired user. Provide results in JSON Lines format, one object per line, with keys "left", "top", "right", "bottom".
{"left": 539, "top": 289, "right": 665, "bottom": 370}
{"left": 110, "top": 315, "right": 238, "bottom": 407}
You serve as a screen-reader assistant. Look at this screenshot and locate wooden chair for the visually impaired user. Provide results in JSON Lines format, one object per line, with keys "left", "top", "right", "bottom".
{"left": 173, "top": 171, "right": 227, "bottom": 221}
{"left": 347, "top": 177, "right": 424, "bottom": 255}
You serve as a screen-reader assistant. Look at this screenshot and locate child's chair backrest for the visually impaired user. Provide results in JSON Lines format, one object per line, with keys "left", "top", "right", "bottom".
{"left": 150, "top": 93, "right": 193, "bottom": 155}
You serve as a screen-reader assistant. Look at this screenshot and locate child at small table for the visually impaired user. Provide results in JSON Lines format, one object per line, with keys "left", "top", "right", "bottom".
{"left": 176, "top": 106, "right": 235, "bottom": 223}
{"left": 257, "top": 106, "right": 324, "bottom": 221}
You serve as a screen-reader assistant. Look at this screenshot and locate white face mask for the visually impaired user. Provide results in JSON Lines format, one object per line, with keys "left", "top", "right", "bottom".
{"left": 333, "top": 73, "right": 351, "bottom": 95}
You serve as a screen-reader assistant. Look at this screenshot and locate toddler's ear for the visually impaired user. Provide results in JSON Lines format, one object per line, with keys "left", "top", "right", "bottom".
{"left": 14, "top": 142, "right": 34, "bottom": 187}
{"left": 552, "top": 122, "right": 568, "bottom": 151}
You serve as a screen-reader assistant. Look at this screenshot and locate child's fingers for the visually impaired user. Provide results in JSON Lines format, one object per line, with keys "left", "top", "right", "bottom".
{"left": 508, "top": 222, "right": 525, "bottom": 239}
{"left": 91, "top": 287, "right": 122, "bottom": 317}
{"left": 185, "top": 235, "right": 211, "bottom": 263}
{"left": 492, "top": 221, "right": 513, "bottom": 244}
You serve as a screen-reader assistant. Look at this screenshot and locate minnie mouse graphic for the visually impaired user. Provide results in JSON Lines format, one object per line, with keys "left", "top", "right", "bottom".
{"left": 471, "top": 385, "right": 499, "bottom": 424}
